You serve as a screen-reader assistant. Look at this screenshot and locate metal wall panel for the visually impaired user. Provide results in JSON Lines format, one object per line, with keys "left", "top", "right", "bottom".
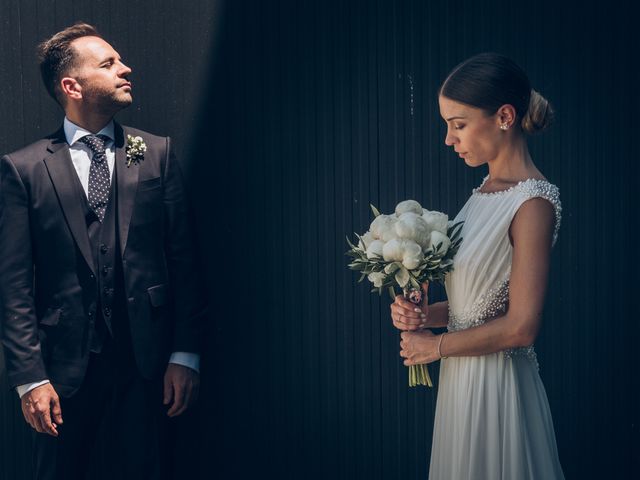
{"left": 2, "top": 1, "right": 637, "bottom": 479}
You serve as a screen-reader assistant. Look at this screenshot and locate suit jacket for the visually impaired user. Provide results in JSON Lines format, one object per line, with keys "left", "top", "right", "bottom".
{"left": 0, "top": 122, "right": 208, "bottom": 396}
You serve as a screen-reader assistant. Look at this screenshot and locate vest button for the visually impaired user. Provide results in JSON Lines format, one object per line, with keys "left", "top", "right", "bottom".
{"left": 103, "top": 307, "right": 111, "bottom": 316}
{"left": 88, "top": 311, "right": 94, "bottom": 317}
{"left": 100, "top": 244, "right": 108, "bottom": 254}
{"left": 102, "top": 265, "right": 109, "bottom": 276}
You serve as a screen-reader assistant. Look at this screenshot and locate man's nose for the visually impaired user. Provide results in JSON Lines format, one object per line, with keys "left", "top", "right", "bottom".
{"left": 118, "top": 62, "right": 132, "bottom": 77}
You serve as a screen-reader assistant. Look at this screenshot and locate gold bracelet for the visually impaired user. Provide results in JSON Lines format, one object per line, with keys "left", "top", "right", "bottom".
{"left": 437, "top": 332, "right": 448, "bottom": 359}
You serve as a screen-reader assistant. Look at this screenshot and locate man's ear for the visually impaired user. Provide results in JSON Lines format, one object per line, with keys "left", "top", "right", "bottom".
{"left": 60, "top": 77, "right": 82, "bottom": 101}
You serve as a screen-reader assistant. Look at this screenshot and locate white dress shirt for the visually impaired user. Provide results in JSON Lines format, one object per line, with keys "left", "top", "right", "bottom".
{"left": 16, "top": 118, "right": 199, "bottom": 398}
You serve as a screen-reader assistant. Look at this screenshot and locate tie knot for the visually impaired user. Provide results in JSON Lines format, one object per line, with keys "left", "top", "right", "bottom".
{"left": 79, "top": 134, "right": 110, "bottom": 159}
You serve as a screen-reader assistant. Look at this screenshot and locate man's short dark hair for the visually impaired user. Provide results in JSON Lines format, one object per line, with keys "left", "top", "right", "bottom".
{"left": 36, "top": 22, "right": 101, "bottom": 106}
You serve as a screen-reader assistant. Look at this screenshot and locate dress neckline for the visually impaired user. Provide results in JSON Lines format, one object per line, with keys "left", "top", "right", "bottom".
{"left": 472, "top": 174, "right": 552, "bottom": 197}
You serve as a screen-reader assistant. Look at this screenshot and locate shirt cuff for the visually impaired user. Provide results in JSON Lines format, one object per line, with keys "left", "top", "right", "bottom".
{"left": 16, "top": 380, "right": 51, "bottom": 399}
{"left": 168, "top": 352, "right": 200, "bottom": 373}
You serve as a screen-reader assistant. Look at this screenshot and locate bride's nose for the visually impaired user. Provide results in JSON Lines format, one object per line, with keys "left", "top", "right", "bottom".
{"left": 445, "top": 131, "right": 458, "bottom": 146}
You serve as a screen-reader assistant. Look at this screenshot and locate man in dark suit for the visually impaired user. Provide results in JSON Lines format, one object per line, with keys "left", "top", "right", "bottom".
{"left": 0, "top": 23, "right": 207, "bottom": 479}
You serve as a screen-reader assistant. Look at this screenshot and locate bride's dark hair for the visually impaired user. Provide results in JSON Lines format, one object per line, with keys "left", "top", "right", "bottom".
{"left": 440, "top": 52, "right": 554, "bottom": 134}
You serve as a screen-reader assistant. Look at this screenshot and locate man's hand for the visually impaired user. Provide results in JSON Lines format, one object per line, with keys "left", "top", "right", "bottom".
{"left": 21, "top": 383, "right": 63, "bottom": 436}
{"left": 163, "top": 363, "right": 200, "bottom": 417}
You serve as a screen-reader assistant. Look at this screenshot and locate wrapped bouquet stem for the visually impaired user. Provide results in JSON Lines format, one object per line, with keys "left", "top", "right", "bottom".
{"left": 346, "top": 200, "right": 463, "bottom": 387}
{"left": 402, "top": 284, "right": 432, "bottom": 387}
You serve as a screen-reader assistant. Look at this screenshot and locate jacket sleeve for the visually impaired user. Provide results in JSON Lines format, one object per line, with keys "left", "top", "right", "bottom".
{"left": 0, "top": 154, "right": 48, "bottom": 389}
{"left": 161, "top": 138, "right": 208, "bottom": 354}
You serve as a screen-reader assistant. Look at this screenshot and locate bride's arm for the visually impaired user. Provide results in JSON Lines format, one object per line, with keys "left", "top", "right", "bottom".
{"left": 425, "top": 301, "right": 450, "bottom": 329}
{"left": 400, "top": 198, "right": 556, "bottom": 364}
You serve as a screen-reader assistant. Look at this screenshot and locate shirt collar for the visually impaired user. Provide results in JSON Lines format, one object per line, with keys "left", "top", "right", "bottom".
{"left": 64, "top": 117, "right": 115, "bottom": 147}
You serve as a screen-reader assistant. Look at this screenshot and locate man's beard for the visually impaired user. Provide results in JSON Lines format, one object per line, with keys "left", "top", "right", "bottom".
{"left": 81, "top": 83, "right": 132, "bottom": 116}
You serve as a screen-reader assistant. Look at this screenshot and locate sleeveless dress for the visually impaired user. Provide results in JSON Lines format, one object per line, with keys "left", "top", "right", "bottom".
{"left": 428, "top": 175, "right": 565, "bottom": 480}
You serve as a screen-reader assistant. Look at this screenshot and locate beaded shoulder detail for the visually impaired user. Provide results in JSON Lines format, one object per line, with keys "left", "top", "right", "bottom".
{"left": 517, "top": 179, "right": 562, "bottom": 247}
{"left": 472, "top": 174, "right": 562, "bottom": 246}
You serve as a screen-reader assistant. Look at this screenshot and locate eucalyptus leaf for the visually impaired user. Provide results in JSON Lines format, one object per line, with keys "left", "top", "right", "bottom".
{"left": 395, "top": 266, "right": 410, "bottom": 288}
{"left": 370, "top": 204, "right": 381, "bottom": 218}
{"left": 384, "top": 262, "right": 401, "bottom": 274}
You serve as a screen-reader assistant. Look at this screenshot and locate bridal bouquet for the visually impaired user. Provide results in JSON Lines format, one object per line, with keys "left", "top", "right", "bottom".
{"left": 346, "top": 200, "right": 463, "bottom": 387}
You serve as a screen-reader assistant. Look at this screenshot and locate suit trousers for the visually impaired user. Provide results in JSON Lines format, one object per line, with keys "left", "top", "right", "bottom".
{"left": 31, "top": 325, "right": 174, "bottom": 480}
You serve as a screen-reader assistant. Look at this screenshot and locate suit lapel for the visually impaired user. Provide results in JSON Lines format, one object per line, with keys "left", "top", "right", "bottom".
{"left": 43, "top": 128, "right": 96, "bottom": 276}
{"left": 114, "top": 122, "right": 138, "bottom": 255}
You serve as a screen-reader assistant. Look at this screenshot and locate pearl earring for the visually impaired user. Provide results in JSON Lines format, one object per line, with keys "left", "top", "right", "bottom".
{"left": 500, "top": 123, "right": 509, "bottom": 131}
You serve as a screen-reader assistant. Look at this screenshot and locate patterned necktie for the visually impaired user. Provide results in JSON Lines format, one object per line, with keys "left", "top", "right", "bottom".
{"left": 79, "top": 134, "right": 111, "bottom": 222}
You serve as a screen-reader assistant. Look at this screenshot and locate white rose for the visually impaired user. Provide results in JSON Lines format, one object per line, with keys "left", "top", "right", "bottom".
{"left": 367, "top": 272, "right": 386, "bottom": 288}
{"left": 394, "top": 212, "right": 429, "bottom": 240}
{"left": 422, "top": 210, "right": 449, "bottom": 234}
{"left": 370, "top": 214, "right": 397, "bottom": 240}
{"left": 382, "top": 238, "right": 405, "bottom": 262}
{"left": 395, "top": 212, "right": 431, "bottom": 249}
{"left": 402, "top": 239, "right": 422, "bottom": 270}
{"left": 381, "top": 224, "right": 399, "bottom": 242}
{"left": 366, "top": 239, "right": 385, "bottom": 259}
{"left": 358, "top": 231, "right": 375, "bottom": 250}
{"left": 429, "top": 230, "right": 451, "bottom": 254}
{"left": 402, "top": 256, "right": 421, "bottom": 270}
{"left": 402, "top": 239, "right": 421, "bottom": 257}
{"left": 395, "top": 199, "right": 423, "bottom": 216}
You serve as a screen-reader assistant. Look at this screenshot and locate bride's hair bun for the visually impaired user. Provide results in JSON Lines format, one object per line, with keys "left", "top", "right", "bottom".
{"left": 521, "top": 89, "right": 555, "bottom": 134}
{"left": 440, "top": 53, "right": 555, "bottom": 136}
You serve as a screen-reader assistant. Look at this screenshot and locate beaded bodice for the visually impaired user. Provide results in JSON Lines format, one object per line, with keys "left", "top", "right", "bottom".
{"left": 445, "top": 175, "right": 562, "bottom": 369}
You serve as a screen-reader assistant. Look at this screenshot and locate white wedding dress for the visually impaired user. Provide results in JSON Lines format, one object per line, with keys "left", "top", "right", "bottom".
{"left": 429, "top": 175, "right": 565, "bottom": 480}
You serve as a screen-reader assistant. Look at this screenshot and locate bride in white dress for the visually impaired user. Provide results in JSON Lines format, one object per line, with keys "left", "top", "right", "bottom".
{"left": 390, "top": 53, "right": 565, "bottom": 479}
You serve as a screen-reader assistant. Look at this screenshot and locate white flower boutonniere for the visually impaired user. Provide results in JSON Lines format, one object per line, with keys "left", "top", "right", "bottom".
{"left": 126, "top": 135, "right": 147, "bottom": 167}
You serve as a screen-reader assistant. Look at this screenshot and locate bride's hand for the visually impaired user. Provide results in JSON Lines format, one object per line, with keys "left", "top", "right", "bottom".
{"left": 400, "top": 330, "right": 441, "bottom": 365}
{"left": 390, "top": 282, "right": 430, "bottom": 331}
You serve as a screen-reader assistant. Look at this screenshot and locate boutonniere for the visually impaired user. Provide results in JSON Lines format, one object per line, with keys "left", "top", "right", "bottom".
{"left": 126, "top": 135, "right": 147, "bottom": 167}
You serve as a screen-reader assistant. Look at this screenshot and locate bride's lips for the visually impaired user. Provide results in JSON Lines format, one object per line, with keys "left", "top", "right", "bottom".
{"left": 458, "top": 152, "right": 467, "bottom": 158}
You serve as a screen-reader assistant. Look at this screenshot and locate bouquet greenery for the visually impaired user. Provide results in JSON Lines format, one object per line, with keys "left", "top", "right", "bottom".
{"left": 346, "top": 200, "right": 463, "bottom": 387}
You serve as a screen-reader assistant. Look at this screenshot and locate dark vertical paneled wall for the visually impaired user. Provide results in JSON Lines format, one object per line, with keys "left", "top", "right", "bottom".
{"left": 2, "top": 1, "right": 638, "bottom": 479}
{"left": 0, "top": 1, "right": 220, "bottom": 479}
{"left": 196, "top": 1, "right": 638, "bottom": 479}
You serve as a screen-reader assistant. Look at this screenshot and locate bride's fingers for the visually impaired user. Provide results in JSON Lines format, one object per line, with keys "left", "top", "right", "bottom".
{"left": 393, "top": 319, "right": 409, "bottom": 331}
{"left": 394, "top": 296, "right": 423, "bottom": 314}
{"left": 391, "top": 303, "right": 424, "bottom": 321}
{"left": 395, "top": 314, "right": 426, "bottom": 331}
{"left": 393, "top": 314, "right": 414, "bottom": 330}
